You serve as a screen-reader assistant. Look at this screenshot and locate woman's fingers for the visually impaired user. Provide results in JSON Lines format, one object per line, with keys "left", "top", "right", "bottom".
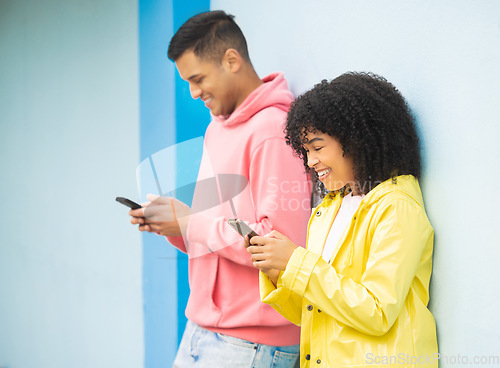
{"left": 243, "top": 235, "right": 253, "bottom": 248}
{"left": 250, "top": 235, "right": 272, "bottom": 246}
{"left": 250, "top": 230, "right": 287, "bottom": 244}
{"left": 248, "top": 246, "right": 271, "bottom": 269}
{"left": 250, "top": 252, "right": 266, "bottom": 262}
{"left": 252, "top": 259, "right": 270, "bottom": 270}
{"left": 246, "top": 244, "right": 265, "bottom": 254}
{"left": 271, "top": 231, "right": 288, "bottom": 240}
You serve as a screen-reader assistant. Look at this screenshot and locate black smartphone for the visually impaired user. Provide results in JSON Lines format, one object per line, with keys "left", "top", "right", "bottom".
{"left": 115, "top": 196, "right": 142, "bottom": 210}
{"left": 227, "top": 218, "right": 259, "bottom": 240}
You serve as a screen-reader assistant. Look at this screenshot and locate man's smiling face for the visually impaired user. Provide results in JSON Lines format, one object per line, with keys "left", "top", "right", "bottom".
{"left": 175, "top": 50, "right": 239, "bottom": 117}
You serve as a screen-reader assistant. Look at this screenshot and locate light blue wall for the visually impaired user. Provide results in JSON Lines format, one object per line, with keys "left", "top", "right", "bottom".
{"left": 213, "top": 0, "right": 500, "bottom": 364}
{"left": 0, "top": 1, "right": 143, "bottom": 367}
{"left": 3, "top": 1, "right": 499, "bottom": 367}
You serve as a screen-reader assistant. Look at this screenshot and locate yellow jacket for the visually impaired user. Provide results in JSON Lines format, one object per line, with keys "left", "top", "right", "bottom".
{"left": 260, "top": 175, "right": 438, "bottom": 368}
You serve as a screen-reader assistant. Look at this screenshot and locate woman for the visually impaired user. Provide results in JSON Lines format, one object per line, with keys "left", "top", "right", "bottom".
{"left": 246, "top": 72, "right": 438, "bottom": 367}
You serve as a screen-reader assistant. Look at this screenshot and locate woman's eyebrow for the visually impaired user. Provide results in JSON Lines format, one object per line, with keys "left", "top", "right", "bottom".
{"left": 304, "top": 137, "right": 324, "bottom": 145}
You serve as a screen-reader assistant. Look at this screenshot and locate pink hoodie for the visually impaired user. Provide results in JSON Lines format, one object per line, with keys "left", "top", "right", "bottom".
{"left": 168, "top": 73, "right": 311, "bottom": 346}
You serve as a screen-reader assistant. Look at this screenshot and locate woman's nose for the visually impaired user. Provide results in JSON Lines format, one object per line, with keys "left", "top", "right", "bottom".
{"left": 307, "top": 154, "right": 319, "bottom": 168}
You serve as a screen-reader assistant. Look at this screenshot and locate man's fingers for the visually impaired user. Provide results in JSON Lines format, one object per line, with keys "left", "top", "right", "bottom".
{"left": 147, "top": 224, "right": 159, "bottom": 232}
{"left": 146, "top": 193, "right": 160, "bottom": 202}
{"left": 143, "top": 203, "right": 176, "bottom": 222}
{"left": 129, "top": 208, "right": 145, "bottom": 217}
{"left": 170, "top": 198, "right": 177, "bottom": 220}
{"left": 130, "top": 217, "right": 144, "bottom": 225}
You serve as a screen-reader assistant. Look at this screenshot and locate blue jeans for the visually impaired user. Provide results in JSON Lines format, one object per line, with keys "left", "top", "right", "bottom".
{"left": 172, "top": 320, "right": 300, "bottom": 368}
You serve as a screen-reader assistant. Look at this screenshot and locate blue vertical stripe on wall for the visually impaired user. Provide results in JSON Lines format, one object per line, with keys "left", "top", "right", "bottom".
{"left": 139, "top": 0, "right": 178, "bottom": 367}
{"left": 172, "top": 0, "right": 211, "bottom": 347}
{"left": 139, "top": 0, "right": 210, "bottom": 366}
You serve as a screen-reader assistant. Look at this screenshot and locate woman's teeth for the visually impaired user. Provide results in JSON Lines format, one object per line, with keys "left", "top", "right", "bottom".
{"left": 318, "top": 168, "right": 331, "bottom": 179}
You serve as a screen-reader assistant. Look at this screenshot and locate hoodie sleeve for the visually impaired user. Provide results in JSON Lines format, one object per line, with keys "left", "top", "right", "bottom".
{"left": 165, "top": 236, "right": 187, "bottom": 253}
{"left": 246, "top": 137, "right": 311, "bottom": 249}
{"left": 186, "top": 136, "right": 311, "bottom": 266}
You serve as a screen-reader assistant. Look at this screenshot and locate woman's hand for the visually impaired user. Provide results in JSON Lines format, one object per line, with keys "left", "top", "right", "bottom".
{"left": 246, "top": 230, "right": 298, "bottom": 272}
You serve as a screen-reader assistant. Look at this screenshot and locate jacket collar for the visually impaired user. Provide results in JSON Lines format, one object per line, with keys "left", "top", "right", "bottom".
{"left": 323, "top": 175, "right": 423, "bottom": 207}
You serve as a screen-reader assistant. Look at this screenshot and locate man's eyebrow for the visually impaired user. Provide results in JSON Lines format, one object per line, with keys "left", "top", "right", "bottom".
{"left": 187, "top": 74, "right": 201, "bottom": 81}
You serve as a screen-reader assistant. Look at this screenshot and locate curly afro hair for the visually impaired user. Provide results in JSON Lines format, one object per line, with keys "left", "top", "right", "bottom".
{"left": 285, "top": 72, "right": 421, "bottom": 196}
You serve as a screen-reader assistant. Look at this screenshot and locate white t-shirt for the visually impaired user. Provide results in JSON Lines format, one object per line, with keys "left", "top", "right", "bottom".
{"left": 321, "top": 193, "right": 365, "bottom": 262}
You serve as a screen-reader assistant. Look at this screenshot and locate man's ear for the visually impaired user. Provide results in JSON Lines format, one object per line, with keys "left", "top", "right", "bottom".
{"left": 222, "top": 48, "right": 242, "bottom": 72}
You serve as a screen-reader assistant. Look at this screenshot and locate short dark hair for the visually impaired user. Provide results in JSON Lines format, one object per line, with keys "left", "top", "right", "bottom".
{"left": 285, "top": 72, "right": 422, "bottom": 195}
{"left": 168, "top": 10, "right": 250, "bottom": 63}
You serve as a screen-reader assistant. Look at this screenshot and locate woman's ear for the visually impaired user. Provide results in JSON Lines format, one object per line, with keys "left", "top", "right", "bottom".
{"left": 222, "top": 48, "right": 242, "bottom": 72}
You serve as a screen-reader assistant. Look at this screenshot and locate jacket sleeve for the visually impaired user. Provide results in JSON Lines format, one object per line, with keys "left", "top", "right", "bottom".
{"left": 259, "top": 271, "right": 303, "bottom": 326}
{"left": 280, "top": 199, "right": 433, "bottom": 336}
{"left": 186, "top": 137, "right": 311, "bottom": 267}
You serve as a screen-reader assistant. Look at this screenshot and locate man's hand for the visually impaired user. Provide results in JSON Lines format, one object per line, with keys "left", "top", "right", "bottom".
{"left": 129, "top": 194, "right": 191, "bottom": 237}
{"left": 246, "top": 230, "right": 298, "bottom": 272}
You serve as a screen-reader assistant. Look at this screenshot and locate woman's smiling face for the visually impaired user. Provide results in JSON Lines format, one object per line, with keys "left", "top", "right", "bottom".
{"left": 302, "top": 130, "right": 356, "bottom": 192}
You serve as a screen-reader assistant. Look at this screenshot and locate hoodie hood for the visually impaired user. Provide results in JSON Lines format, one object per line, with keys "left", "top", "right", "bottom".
{"left": 212, "top": 72, "right": 294, "bottom": 127}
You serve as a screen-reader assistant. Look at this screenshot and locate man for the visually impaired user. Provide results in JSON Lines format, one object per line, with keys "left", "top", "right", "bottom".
{"left": 130, "top": 11, "right": 310, "bottom": 367}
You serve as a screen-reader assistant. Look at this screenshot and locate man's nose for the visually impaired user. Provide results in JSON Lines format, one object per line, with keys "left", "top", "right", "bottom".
{"left": 190, "top": 84, "right": 202, "bottom": 100}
